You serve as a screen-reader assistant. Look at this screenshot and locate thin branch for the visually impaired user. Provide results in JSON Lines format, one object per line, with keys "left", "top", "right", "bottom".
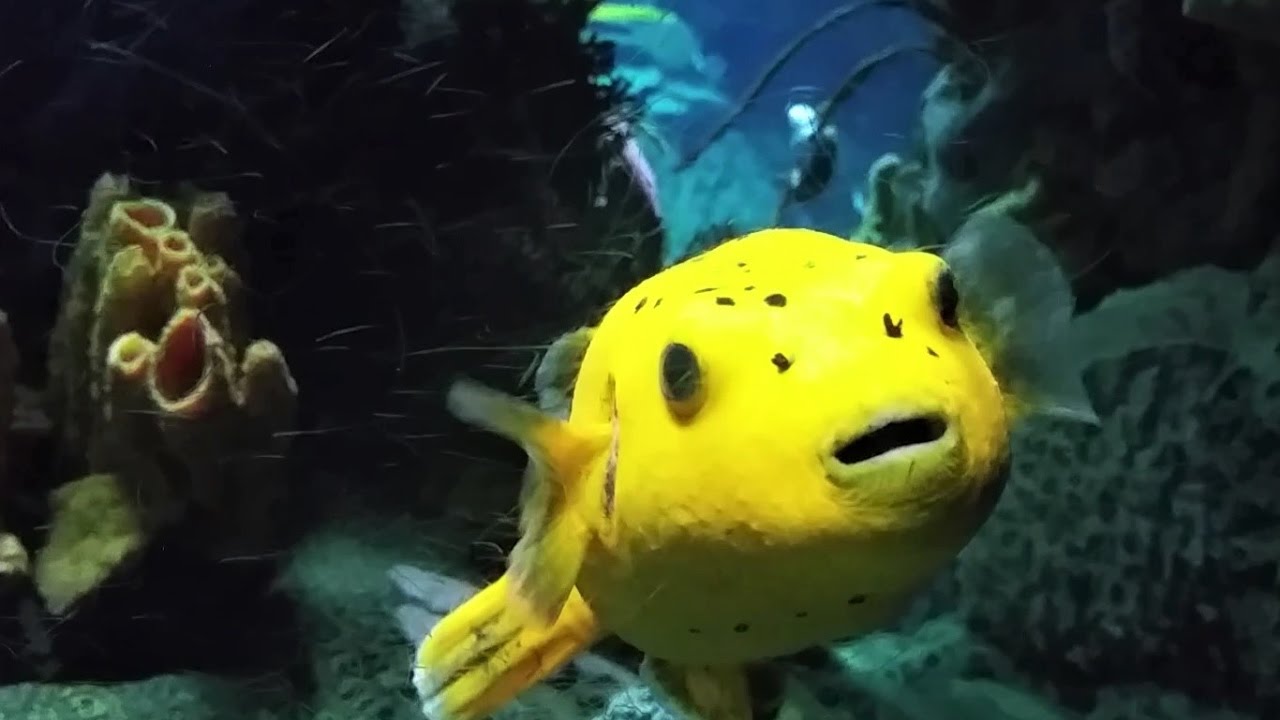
{"left": 678, "top": 0, "right": 913, "bottom": 170}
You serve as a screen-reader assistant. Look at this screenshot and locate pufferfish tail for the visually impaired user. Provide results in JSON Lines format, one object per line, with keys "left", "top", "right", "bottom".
{"left": 411, "top": 572, "right": 602, "bottom": 720}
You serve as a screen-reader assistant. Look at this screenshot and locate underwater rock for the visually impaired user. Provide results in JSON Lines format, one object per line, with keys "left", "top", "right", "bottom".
{"left": 1183, "top": 0, "right": 1280, "bottom": 45}
{"left": 900, "top": 0, "right": 1279, "bottom": 307}
{"left": 916, "top": 57, "right": 1028, "bottom": 238}
{"left": 37, "top": 173, "right": 298, "bottom": 614}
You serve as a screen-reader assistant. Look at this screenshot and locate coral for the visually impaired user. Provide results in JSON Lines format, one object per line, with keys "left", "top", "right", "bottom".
{"left": 0, "top": 0, "right": 660, "bottom": 711}
{"left": 34, "top": 473, "right": 145, "bottom": 616}
{"left": 1, "top": 0, "right": 662, "bottom": 538}
{"left": 852, "top": 153, "right": 1044, "bottom": 256}
{"left": 36, "top": 172, "right": 297, "bottom": 614}
{"left": 850, "top": 152, "right": 941, "bottom": 248}
{"left": 925, "top": 248, "right": 1280, "bottom": 716}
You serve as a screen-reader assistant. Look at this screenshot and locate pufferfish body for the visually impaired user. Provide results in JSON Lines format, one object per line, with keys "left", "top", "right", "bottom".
{"left": 411, "top": 224, "right": 1096, "bottom": 720}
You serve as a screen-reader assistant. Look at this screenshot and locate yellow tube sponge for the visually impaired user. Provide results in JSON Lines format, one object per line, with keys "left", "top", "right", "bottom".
{"left": 37, "top": 172, "right": 299, "bottom": 614}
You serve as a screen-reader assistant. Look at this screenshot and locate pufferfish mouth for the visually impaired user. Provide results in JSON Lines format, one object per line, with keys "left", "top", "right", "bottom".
{"left": 832, "top": 414, "right": 949, "bottom": 466}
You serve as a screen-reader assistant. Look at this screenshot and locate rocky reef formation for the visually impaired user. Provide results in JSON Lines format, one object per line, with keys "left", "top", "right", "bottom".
{"left": 839, "top": 2, "right": 1280, "bottom": 715}
{"left": 36, "top": 173, "right": 297, "bottom": 615}
{"left": 913, "top": 250, "right": 1280, "bottom": 718}
{"left": 860, "top": 0, "right": 1280, "bottom": 308}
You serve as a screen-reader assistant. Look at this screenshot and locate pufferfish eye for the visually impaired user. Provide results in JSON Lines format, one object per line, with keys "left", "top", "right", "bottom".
{"left": 660, "top": 342, "right": 706, "bottom": 419}
{"left": 934, "top": 267, "right": 961, "bottom": 330}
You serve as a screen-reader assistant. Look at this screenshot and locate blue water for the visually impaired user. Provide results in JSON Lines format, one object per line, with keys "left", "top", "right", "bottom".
{"left": 594, "top": 0, "right": 936, "bottom": 260}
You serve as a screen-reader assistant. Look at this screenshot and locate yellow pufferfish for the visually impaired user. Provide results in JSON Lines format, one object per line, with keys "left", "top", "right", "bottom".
{"left": 412, "top": 223, "right": 1096, "bottom": 720}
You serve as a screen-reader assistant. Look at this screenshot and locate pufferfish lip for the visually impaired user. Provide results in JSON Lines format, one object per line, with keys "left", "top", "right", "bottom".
{"left": 829, "top": 412, "right": 950, "bottom": 467}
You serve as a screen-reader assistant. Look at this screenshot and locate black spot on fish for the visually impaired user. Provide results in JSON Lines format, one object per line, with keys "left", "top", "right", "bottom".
{"left": 926, "top": 346, "right": 939, "bottom": 357}
{"left": 655, "top": 298, "right": 663, "bottom": 307}
{"left": 804, "top": 260, "right": 816, "bottom": 269}
{"left": 737, "top": 261, "right": 747, "bottom": 268}
{"left": 695, "top": 287, "right": 716, "bottom": 294}
{"left": 771, "top": 353, "right": 791, "bottom": 372}
{"left": 634, "top": 297, "right": 647, "bottom": 312}
{"left": 744, "top": 285, "right": 755, "bottom": 291}
{"left": 689, "top": 628, "right": 701, "bottom": 634}
{"left": 794, "top": 611, "right": 809, "bottom": 618}
{"left": 716, "top": 297, "right": 735, "bottom": 306}
{"left": 764, "top": 293, "right": 787, "bottom": 307}
{"left": 848, "top": 594, "right": 867, "bottom": 605}
{"left": 883, "top": 313, "right": 903, "bottom": 338}
{"left": 855, "top": 254, "right": 866, "bottom": 260}
{"left": 734, "top": 623, "right": 750, "bottom": 633}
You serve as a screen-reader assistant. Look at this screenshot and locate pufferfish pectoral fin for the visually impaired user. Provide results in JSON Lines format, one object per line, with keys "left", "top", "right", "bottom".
{"left": 446, "top": 378, "right": 611, "bottom": 625}
{"left": 642, "top": 657, "right": 789, "bottom": 720}
{"left": 942, "top": 210, "right": 1099, "bottom": 425}
{"left": 413, "top": 573, "right": 602, "bottom": 720}
{"left": 533, "top": 326, "right": 594, "bottom": 418}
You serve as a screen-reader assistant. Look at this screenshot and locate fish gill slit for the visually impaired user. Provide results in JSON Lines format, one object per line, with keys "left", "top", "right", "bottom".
{"left": 603, "top": 385, "right": 620, "bottom": 518}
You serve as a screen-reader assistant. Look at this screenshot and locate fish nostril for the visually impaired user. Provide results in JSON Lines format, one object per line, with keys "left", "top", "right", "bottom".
{"left": 833, "top": 416, "right": 948, "bottom": 465}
